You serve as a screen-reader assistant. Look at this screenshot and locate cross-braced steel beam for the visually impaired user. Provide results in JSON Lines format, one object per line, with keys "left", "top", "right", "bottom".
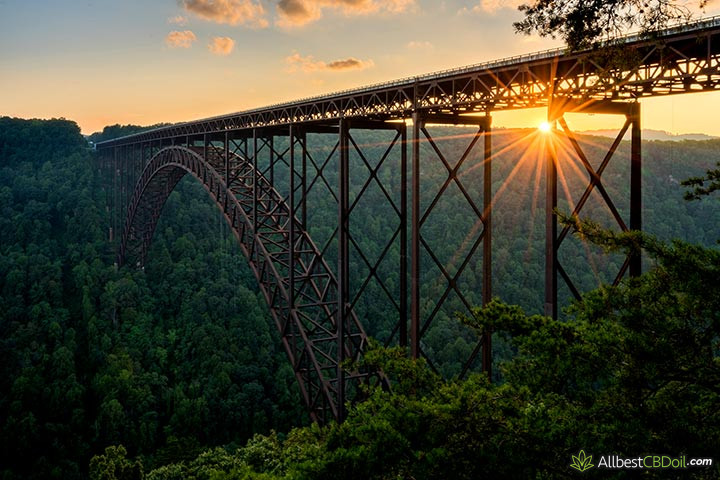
{"left": 410, "top": 113, "right": 493, "bottom": 377}
{"left": 545, "top": 99, "right": 642, "bottom": 318}
{"left": 118, "top": 144, "right": 385, "bottom": 423}
{"left": 95, "top": 14, "right": 720, "bottom": 421}
{"left": 98, "top": 18, "right": 720, "bottom": 149}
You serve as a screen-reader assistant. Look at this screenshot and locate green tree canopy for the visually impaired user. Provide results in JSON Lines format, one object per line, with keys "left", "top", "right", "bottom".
{"left": 514, "top": 0, "right": 709, "bottom": 49}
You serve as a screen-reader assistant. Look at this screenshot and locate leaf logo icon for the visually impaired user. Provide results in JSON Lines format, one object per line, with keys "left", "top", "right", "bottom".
{"left": 570, "top": 450, "right": 594, "bottom": 472}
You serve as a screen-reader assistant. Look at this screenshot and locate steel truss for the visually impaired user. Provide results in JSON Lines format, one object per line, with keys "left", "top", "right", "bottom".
{"left": 545, "top": 99, "right": 642, "bottom": 317}
{"left": 96, "top": 16, "right": 720, "bottom": 423}
{"left": 410, "top": 114, "right": 493, "bottom": 376}
{"left": 97, "top": 18, "right": 720, "bottom": 149}
{"left": 117, "top": 143, "right": 383, "bottom": 423}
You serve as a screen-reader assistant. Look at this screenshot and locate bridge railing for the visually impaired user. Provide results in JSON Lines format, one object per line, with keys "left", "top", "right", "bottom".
{"left": 97, "top": 14, "right": 720, "bottom": 148}
{"left": 245, "top": 14, "right": 720, "bottom": 112}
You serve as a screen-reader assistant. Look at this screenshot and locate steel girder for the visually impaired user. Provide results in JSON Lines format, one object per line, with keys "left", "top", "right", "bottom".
{"left": 118, "top": 145, "right": 378, "bottom": 423}
{"left": 545, "top": 100, "right": 642, "bottom": 318}
{"left": 95, "top": 12, "right": 720, "bottom": 417}
{"left": 410, "top": 114, "right": 493, "bottom": 376}
{"left": 96, "top": 17, "right": 720, "bottom": 149}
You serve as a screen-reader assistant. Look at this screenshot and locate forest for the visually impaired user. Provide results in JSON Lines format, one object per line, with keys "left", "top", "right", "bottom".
{"left": 0, "top": 116, "right": 718, "bottom": 479}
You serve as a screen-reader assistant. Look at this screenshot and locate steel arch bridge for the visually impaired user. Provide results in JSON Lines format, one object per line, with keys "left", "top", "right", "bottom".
{"left": 97, "top": 16, "right": 720, "bottom": 423}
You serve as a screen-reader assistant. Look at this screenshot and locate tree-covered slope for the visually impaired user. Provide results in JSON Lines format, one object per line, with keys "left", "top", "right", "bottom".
{"left": 0, "top": 118, "right": 303, "bottom": 480}
{"left": 2, "top": 117, "right": 719, "bottom": 478}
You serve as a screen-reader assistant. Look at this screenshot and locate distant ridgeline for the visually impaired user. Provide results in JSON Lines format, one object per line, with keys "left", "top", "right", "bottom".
{"left": 0, "top": 117, "right": 719, "bottom": 479}
{"left": 580, "top": 128, "right": 718, "bottom": 142}
{"left": 86, "top": 123, "right": 174, "bottom": 145}
{"left": 0, "top": 116, "right": 88, "bottom": 166}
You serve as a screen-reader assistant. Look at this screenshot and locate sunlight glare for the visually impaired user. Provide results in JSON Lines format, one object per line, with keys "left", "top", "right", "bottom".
{"left": 538, "top": 121, "right": 552, "bottom": 133}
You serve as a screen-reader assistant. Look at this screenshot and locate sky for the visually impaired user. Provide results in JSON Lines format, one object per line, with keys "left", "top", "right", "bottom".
{"left": 2, "top": 0, "right": 720, "bottom": 135}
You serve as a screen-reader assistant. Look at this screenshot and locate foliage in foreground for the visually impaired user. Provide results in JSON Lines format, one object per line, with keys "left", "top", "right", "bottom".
{"left": 514, "top": 0, "right": 708, "bottom": 50}
{"left": 95, "top": 227, "right": 720, "bottom": 479}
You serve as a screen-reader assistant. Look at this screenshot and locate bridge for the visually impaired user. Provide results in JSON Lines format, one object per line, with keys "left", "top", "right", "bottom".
{"left": 96, "top": 16, "right": 720, "bottom": 423}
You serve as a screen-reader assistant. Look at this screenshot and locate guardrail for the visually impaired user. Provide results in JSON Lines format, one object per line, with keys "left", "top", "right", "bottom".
{"left": 97, "top": 14, "right": 720, "bottom": 146}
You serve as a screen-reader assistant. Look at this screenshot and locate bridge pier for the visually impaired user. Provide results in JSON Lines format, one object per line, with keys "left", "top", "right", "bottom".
{"left": 545, "top": 99, "right": 642, "bottom": 318}
{"left": 338, "top": 119, "right": 349, "bottom": 420}
{"left": 410, "top": 112, "right": 493, "bottom": 377}
{"left": 96, "top": 18, "right": 720, "bottom": 421}
{"left": 335, "top": 119, "right": 409, "bottom": 418}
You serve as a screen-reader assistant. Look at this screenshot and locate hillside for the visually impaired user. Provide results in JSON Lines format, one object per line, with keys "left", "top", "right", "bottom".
{"left": 1, "top": 117, "right": 719, "bottom": 478}
{"left": 578, "top": 128, "right": 718, "bottom": 141}
{"left": 0, "top": 118, "right": 304, "bottom": 480}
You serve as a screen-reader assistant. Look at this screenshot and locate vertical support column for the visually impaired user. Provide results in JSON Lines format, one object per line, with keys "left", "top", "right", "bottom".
{"left": 203, "top": 134, "right": 208, "bottom": 166}
{"left": 482, "top": 115, "right": 493, "bottom": 375}
{"left": 128, "top": 146, "right": 132, "bottom": 211}
{"left": 120, "top": 146, "right": 125, "bottom": 236}
{"left": 269, "top": 135, "right": 275, "bottom": 187}
{"left": 126, "top": 146, "right": 130, "bottom": 211}
{"left": 224, "top": 132, "right": 230, "bottom": 188}
{"left": 112, "top": 146, "right": 118, "bottom": 244}
{"left": 289, "top": 124, "right": 296, "bottom": 308}
{"left": 253, "top": 129, "right": 259, "bottom": 233}
{"left": 300, "top": 131, "right": 308, "bottom": 230}
{"left": 410, "top": 112, "right": 422, "bottom": 359}
{"left": 337, "top": 119, "right": 350, "bottom": 421}
{"left": 629, "top": 103, "right": 642, "bottom": 277}
{"left": 399, "top": 123, "right": 408, "bottom": 348}
{"left": 545, "top": 116, "right": 558, "bottom": 319}
{"left": 119, "top": 146, "right": 123, "bottom": 229}
{"left": 135, "top": 144, "right": 140, "bottom": 201}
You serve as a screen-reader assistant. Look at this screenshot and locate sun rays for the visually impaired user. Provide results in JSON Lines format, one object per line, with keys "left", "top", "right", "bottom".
{"left": 417, "top": 115, "right": 633, "bottom": 307}
{"left": 301, "top": 116, "right": 633, "bottom": 313}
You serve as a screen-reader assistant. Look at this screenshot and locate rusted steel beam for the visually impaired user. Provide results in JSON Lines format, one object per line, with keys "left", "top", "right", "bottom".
{"left": 98, "top": 18, "right": 720, "bottom": 149}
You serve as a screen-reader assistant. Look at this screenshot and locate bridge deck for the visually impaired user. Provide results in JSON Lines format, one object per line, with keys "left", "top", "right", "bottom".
{"left": 97, "top": 16, "right": 720, "bottom": 148}
{"left": 94, "top": 16, "right": 715, "bottom": 421}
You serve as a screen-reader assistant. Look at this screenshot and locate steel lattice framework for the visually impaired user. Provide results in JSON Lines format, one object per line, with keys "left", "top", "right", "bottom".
{"left": 119, "top": 144, "right": 377, "bottom": 422}
{"left": 97, "top": 16, "right": 720, "bottom": 422}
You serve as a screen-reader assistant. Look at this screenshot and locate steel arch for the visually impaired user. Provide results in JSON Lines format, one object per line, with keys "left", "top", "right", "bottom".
{"left": 119, "top": 145, "right": 375, "bottom": 423}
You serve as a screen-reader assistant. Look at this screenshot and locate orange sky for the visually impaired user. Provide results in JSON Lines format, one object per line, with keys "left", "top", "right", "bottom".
{"left": 2, "top": 1, "right": 720, "bottom": 135}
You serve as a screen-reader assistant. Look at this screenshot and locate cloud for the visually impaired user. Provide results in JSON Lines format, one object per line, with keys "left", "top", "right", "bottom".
{"left": 285, "top": 52, "right": 326, "bottom": 72}
{"left": 407, "top": 40, "right": 433, "bottom": 49}
{"left": 285, "top": 52, "right": 374, "bottom": 72}
{"left": 277, "top": 0, "right": 415, "bottom": 27}
{"left": 165, "top": 30, "right": 197, "bottom": 48}
{"left": 208, "top": 36, "right": 235, "bottom": 55}
{"left": 276, "top": 0, "right": 322, "bottom": 26}
{"left": 462, "top": 0, "right": 524, "bottom": 14}
{"left": 326, "top": 57, "right": 373, "bottom": 70}
{"left": 180, "top": 0, "right": 269, "bottom": 27}
{"left": 168, "top": 15, "right": 189, "bottom": 25}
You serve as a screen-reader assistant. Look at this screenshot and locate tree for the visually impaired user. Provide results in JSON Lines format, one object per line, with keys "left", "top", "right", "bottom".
{"left": 683, "top": 161, "right": 720, "bottom": 200}
{"left": 89, "top": 446, "right": 143, "bottom": 480}
{"left": 299, "top": 222, "right": 720, "bottom": 478}
{"left": 514, "top": 0, "right": 708, "bottom": 49}
{"left": 465, "top": 220, "right": 720, "bottom": 470}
